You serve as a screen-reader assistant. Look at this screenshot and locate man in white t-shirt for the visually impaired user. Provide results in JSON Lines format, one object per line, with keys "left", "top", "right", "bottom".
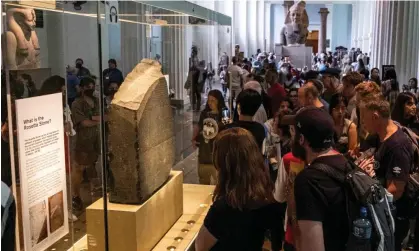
{"left": 227, "top": 56, "right": 243, "bottom": 101}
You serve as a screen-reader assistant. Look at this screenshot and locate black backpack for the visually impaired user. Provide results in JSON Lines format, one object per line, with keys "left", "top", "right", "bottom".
{"left": 312, "top": 161, "right": 395, "bottom": 251}
{"left": 393, "top": 122, "right": 419, "bottom": 218}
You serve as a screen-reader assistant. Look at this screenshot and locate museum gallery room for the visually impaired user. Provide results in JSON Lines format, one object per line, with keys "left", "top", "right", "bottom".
{"left": 1, "top": 0, "right": 419, "bottom": 251}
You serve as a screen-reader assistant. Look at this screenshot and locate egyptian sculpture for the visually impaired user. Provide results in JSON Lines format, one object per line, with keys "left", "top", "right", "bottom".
{"left": 3, "top": 6, "right": 40, "bottom": 69}
{"left": 279, "top": 1, "right": 309, "bottom": 46}
{"left": 108, "top": 59, "right": 175, "bottom": 204}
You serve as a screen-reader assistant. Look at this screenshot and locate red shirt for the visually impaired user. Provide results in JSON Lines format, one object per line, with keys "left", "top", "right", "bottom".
{"left": 282, "top": 152, "right": 304, "bottom": 246}
{"left": 267, "top": 83, "right": 286, "bottom": 98}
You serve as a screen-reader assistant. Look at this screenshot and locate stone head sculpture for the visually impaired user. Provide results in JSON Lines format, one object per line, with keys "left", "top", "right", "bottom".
{"left": 285, "top": 1, "right": 309, "bottom": 27}
{"left": 280, "top": 1, "right": 309, "bottom": 46}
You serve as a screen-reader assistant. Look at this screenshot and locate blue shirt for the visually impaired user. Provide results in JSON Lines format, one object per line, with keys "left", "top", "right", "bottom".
{"left": 67, "top": 73, "right": 80, "bottom": 99}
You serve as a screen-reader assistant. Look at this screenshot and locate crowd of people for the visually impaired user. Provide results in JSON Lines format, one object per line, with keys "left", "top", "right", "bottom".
{"left": 2, "top": 44, "right": 419, "bottom": 250}
{"left": 192, "top": 48, "right": 419, "bottom": 251}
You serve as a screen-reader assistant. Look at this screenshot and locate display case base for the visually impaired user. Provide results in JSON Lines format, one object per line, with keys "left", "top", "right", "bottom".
{"left": 152, "top": 184, "right": 214, "bottom": 250}
{"left": 86, "top": 170, "right": 183, "bottom": 251}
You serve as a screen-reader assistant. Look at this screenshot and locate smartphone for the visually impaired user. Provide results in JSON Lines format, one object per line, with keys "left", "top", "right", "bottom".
{"left": 222, "top": 108, "right": 230, "bottom": 124}
{"left": 354, "top": 148, "right": 376, "bottom": 166}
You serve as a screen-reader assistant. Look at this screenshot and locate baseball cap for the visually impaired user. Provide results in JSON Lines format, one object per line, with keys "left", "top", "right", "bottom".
{"left": 280, "top": 106, "right": 335, "bottom": 149}
{"left": 301, "top": 70, "right": 319, "bottom": 81}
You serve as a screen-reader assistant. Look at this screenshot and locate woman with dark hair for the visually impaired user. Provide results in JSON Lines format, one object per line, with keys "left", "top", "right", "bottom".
{"left": 391, "top": 92, "right": 419, "bottom": 134}
{"left": 370, "top": 67, "right": 381, "bottom": 86}
{"left": 195, "top": 127, "right": 280, "bottom": 251}
{"left": 329, "top": 93, "right": 357, "bottom": 153}
{"left": 409, "top": 77, "right": 418, "bottom": 94}
{"left": 265, "top": 98, "right": 294, "bottom": 179}
{"left": 391, "top": 93, "right": 419, "bottom": 251}
{"left": 192, "top": 89, "right": 227, "bottom": 185}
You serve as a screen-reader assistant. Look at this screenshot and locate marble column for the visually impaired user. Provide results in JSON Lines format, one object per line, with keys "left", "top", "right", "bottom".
{"left": 247, "top": 0, "right": 257, "bottom": 56}
{"left": 325, "top": 3, "right": 333, "bottom": 51}
{"left": 234, "top": 1, "right": 248, "bottom": 56}
{"left": 264, "top": 2, "right": 272, "bottom": 51}
{"left": 282, "top": 1, "right": 294, "bottom": 17}
{"left": 370, "top": 1, "right": 419, "bottom": 87}
{"left": 318, "top": 8, "right": 329, "bottom": 54}
{"left": 162, "top": 17, "right": 187, "bottom": 105}
{"left": 257, "top": 0, "right": 265, "bottom": 52}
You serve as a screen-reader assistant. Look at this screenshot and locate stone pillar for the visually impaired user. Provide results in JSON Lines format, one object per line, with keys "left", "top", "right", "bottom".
{"left": 351, "top": 1, "right": 359, "bottom": 48}
{"left": 370, "top": 1, "right": 419, "bottom": 87}
{"left": 318, "top": 8, "right": 329, "bottom": 54}
{"left": 162, "top": 16, "right": 187, "bottom": 106}
{"left": 282, "top": 1, "right": 294, "bottom": 17}
{"left": 264, "top": 2, "right": 271, "bottom": 51}
{"left": 247, "top": 0, "right": 257, "bottom": 56}
{"left": 234, "top": 1, "right": 248, "bottom": 56}
{"left": 257, "top": 0, "right": 265, "bottom": 52}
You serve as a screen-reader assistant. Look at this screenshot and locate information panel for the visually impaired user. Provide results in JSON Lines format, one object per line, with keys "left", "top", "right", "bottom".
{"left": 15, "top": 93, "right": 68, "bottom": 251}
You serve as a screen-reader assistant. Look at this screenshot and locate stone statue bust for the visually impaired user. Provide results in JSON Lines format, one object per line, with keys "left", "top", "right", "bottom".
{"left": 279, "top": 1, "right": 309, "bottom": 46}
{"left": 2, "top": 7, "right": 40, "bottom": 70}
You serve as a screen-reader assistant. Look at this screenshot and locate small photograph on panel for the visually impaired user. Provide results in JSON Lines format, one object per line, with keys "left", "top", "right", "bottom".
{"left": 29, "top": 200, "right": 48, "bottom": 246}
{"left": 48, "top": 191, "right": 64, "bottom": 233}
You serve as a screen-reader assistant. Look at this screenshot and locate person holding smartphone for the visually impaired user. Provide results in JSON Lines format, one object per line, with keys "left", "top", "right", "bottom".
{"left": 192, "top": 90, "right": 226, "bottom": 185}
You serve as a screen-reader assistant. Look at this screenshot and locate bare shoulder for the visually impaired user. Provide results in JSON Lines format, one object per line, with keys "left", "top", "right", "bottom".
{"left": 349, "top": 122, "right": 357, "bottom": 131}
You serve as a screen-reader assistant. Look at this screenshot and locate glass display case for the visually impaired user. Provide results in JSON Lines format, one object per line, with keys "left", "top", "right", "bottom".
{"left": 1, "top": 1, "right": 231, "bottom": 250}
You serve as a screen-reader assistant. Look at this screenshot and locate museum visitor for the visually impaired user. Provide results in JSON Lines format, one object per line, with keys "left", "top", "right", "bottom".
{"left": 195, "top": 127, "right": 282, "bottom": 251}
{"left": 71, "top": 77, "right": 101, "bottom": 211}
{"left": 192, "top": 89, "right": 226, "bottom": 185}
{"left": 75, "top": 58, "right": 91, "bottom": 79}
{"left": 102, "top": 59, "right": 124, "bottom": 94}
